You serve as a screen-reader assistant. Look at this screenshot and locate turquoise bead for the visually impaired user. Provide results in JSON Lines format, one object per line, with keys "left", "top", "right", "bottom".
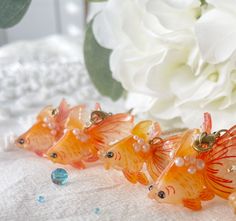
{"left": 94, "top": 208, "right": 101, "bottom": 215}
{"left": 37, "top": 195, "right": 45, "bottom": 203}
{"left": 51, "top": 168, "right": 68, "bottom": 185}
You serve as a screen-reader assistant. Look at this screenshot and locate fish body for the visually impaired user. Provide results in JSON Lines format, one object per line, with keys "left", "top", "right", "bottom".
{"left": 47, "top": 110, "right": 134, "bottom": 169}
{"left": 102, "top": 120, "right": 182, "bottom": 185}
{"left": 149, "top": 113, "right": 236, "bottom": 210}
{"left": 15, "top": 99, "right": 72, "bottom": 156}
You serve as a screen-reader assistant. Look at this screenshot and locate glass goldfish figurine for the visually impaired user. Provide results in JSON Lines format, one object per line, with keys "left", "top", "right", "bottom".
{"left": 229, "top": 191, "right": 236, "bottom": 214}
{"left": 101, "top": 120, "right": 183, "bottom": 185}
{"left": 46, "top": 107, "right": 134, "bottom": 169}
{"left": 15, "top": 99, "right": 75, "bottom": 156}
{"left": 148, "top": 113, "right": 236, "bottom": 211}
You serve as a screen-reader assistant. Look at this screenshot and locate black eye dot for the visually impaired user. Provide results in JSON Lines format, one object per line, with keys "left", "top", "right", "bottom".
{"left": 157, "top": 191, "right": 166, "bottom": 199}
{"left": 18, "top": 138, "right": 25, "bottom": 145}
{"left": 50, "top": 153, "right": 58, "bottom": 158}
{"left": 106, "top": 152, "right": 114, "bottom": 158}
{"left": 148, "top": 185, "right": 153, "bottom": 191}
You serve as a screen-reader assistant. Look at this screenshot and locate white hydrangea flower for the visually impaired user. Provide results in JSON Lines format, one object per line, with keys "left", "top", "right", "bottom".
{"left": 93, "top": 0, "right": 236, "bottom": 130}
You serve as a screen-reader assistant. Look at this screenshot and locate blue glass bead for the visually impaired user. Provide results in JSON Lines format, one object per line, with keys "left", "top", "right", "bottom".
{"left": 37, "top": 195, "right": 45, "bottom": 203}
{"left": 51, "top": 168, "right": 68, "bottom": 185}
{"left": 94, "top": 208, "right": 101, "bottom": 215}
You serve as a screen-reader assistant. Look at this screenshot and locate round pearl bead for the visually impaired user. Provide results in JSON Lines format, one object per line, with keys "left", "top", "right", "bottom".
{"left": 63, "top": 129, "right": 68, "bottom": 134}
{"left": 50, "top": 130, "right": 57, "bottom": 136}
{"left": 142, "top": 143, "right": 150, "bottom": 152}
{"left": 196, "top": 159, "right": 205, "bottom": 170}
{"left": 189, "top": 156, "right": 196, "bottom": 165}
{"left": 137, "top": 138, "right": 144, "bottom": 144}
{"left": 133, "top": 135, "right": 139, "bottom": 141}
{"left": 187, "top": 166, "right": 197, "bottom": 174}
{"left": 43, "top": 117, "right": 49, "bottom": 123}
{"left": 174, "top": 157, "right": 184, "bottom": 167}
{"left": 80, "top": 135, "right": 88, "bottom": 142}
{"left": 72, "top": 128, "right": 79, "bottom": 135}
{"left": 133, "top": 143, "right": 141, "bottom": 152}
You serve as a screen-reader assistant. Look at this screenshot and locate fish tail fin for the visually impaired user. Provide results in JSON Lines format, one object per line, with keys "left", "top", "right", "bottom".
{"left": 202, "top": 126, "right": 236, "bottom": 199}
{"left": 87, "top": 113, "right": 134, "bottom": 150}
{"left": 146, "top": 135, "right": 182, "bottom": 181}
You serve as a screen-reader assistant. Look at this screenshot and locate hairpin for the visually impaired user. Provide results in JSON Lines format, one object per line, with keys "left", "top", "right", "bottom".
{"left": 15, "top": 99, "right": 72, "bottom": 157}
{"left": 100, "top": 120, "right": 185, "bottom": 185}
{"left": 148, "top": 113, "right": 236, "bottom": 211}
{"left": 46, "top": 105, "right": 134, "bottom": 169}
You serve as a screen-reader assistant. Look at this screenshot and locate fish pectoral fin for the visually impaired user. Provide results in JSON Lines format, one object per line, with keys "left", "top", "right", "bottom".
{"left": 72, "top": 161, "right": 86, "bottom": 170}
{"left": 83, "top": 154, "right": 99, "bottom": 163}
{"left": 35, "top": 151, "right": 43, "bottom": 157}
{"left": 199, "top": 188, "right": 215, "bottom": 201}
{"left": 137, "top": 172, "right": 149, "bottom": 186}
{"left": 122, "top": 169, "right": 137, "bottom": 184}
{"left": 182, "top": 198, "right": 202, "bottom": 211}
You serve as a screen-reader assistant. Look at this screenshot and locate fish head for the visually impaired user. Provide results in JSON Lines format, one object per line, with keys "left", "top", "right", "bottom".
{"left": 15, "top": 121, "right": 55, "bottom": 155}
{"left": 46, "top": 129, "right": 83, "bottom": 164}
{"left": 101, "top": 137, "right": 131, "bottom": 170}
{"left": 148, "top": 161, "right": 188, "bottom": 205}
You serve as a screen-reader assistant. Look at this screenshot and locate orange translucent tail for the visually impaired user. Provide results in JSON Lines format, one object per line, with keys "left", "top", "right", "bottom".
{"left": 201, "top": 126, "right": 236, "bottom": 199}
{"left": 146, "top": 134, "right": 182, "bottom": 181}
{"left": 86, "top": 113, "right": 134, "bottom": 150}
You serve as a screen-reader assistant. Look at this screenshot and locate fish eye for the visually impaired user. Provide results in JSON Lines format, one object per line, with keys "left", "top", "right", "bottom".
{"left": 157, "top": 190, "right": 166, "bottom": 199}
{"left": 106, "top": 151, "right": 114, "bottom": 158}
{"left": 148, "top": 185, "right": 153, "bottom": 191}
{"left": 18, "top": 138, "right": 25, "bottom": 145}
{"left": 50, "top": 152, "right": 58, "bottom": 158}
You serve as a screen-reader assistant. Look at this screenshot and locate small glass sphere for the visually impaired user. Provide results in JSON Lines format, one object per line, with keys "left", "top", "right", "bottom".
{"left": 94, "top": 207, "right": 101, "bottom": 215}
{"left": 142, "top": 143, "right": 150, "bottom": 152}
{"left": 196, "top": 159, "right": 205, "bottom": 170}
{"left": 174, "top": 157, "right": 184, "bottom": 167}
{"left": 51, "top": 168, "right": 68, "bottom": 185}
{"left": 37, "top": 195, "right": 45, "bottom": 203}
{"left": 187, "top": 166, "right": 197, "bottom": 174}
{"left": 133, "top": 143, "right": 141, "bottom": 152}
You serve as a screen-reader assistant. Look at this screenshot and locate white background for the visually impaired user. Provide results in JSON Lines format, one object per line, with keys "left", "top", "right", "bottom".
{"left": 0, "top": 0, "right": 105, "bottom": 46}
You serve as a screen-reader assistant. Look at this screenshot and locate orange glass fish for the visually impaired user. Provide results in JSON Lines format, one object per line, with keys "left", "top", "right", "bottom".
{"left": 229, "top": 191, "right": 236, "bottom": 214}
{"left": 148, "top": 113, "right": 236, "bottom": 211}
{"left": 46, "top": 107, "right": 134, "bottom": 169}
{"left": 15, "top": 99, "right": 74, "bottom": 157}
{"left": 101, "top": 120, "right": 183, "bottom": 185}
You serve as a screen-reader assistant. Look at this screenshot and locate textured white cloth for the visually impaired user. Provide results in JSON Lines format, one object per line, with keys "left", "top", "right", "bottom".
{"left": 0, "top": 36, "right": 235, "bottom": 221}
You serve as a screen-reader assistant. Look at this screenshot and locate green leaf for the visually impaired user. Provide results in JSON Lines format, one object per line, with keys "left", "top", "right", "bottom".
{"left": 84, "top": 20, "right": 124, "bottom": 101}
{"left": 0, "top": 0, "right": 31, "bottom": 28}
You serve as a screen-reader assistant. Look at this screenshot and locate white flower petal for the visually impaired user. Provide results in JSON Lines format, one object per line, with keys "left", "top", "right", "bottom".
{"left": 196, "top": 9, "right": 236, "bottom": 63}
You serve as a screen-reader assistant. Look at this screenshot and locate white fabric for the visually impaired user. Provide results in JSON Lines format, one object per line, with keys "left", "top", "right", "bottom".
{"left": 0, "top": 36, "right": 235, "bottom": 221}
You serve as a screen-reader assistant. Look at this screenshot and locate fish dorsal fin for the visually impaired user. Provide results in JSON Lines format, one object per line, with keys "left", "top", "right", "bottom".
{"left": 37, "top": 105, "right": 54, "bottom": 121}
{"left": 65, "top": 105, "right": 88, "bottom": 130}
{"left": 147, "top": 134, "right": 182, "bottom": 181}
{"left": 86, "top": 113, "right": 134, "bottom": 150}
{"left": 54, "top": 99, "right": 71, "bottom": 126}
{"left": 201, "top": 126, "right": 236, "bottom": 199}
{"left": 132, "top": 121, "right": 161, "bottom": 142}
{"left": 202, "top": 112, "right": 212, "bottom": 134}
